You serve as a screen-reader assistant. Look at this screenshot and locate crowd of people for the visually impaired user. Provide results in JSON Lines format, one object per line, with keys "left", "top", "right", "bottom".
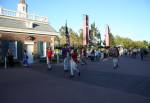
{"left": 4, "top": 45, "right": 150, "bottom": 78}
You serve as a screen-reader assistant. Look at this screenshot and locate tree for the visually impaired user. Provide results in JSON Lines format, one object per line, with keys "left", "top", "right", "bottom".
{"left": 59, "top": 26, "right": 81, "bottom": 47}
{"left": 78, "top": 29, "right": 83, "bottom": 46}
{"left": 59, "top": 26, "right": 66, "bottom": 46}
{"left": 89, "top": 22, "right": 101, "bottom": 47}
{"left": 114, "top": 35, "right": 135, "bottom": 48}
{"left": 143, "top": 40, "right": 149, "bottom": 47}
{"left": 114, "top": 35, "right": 149, "bottom": 49}
{"left": 69, "top": 29, "right": 79, "bottom": 46}
{"left": 109, "top": 33, "right": 115, "bottom": 47}
{"left": 96, "top": 32, "right": 102, "bottom": 47}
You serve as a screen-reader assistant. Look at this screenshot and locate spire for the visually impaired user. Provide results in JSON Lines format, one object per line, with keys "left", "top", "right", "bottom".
{"left": 65, "top": 20, "right": 70, "bottom": 46}
{"left": 83, "top": 14, "right": 89, "bottom": 46}
{"left": 104, "top": 24, "right": 110, "bottom": 47}
{"left": 19, "top": 0, "right": 26, "bottom": 4}
{"left": 17, "top": 0, "right": 27, "bottom": 17}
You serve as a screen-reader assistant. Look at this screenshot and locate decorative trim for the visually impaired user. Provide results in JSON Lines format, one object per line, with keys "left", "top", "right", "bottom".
{"left": 0, "top": 15, "right": 48, "bottom": 24}
{"left": 0, "top": 27, "right": 57, "bottom": 35}
{"left": 0, "top": 7, "right": 48, "bottom": 23}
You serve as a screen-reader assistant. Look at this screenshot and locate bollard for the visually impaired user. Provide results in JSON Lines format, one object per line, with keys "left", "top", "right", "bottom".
{"left": 5, "top": 56, "right": 7, "bottom": 69}
{"left": 57, "top": 53, "right": 59, "bottom": 63}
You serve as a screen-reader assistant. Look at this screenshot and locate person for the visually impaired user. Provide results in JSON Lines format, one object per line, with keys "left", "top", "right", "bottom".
{"left": 62, "top": 44, "right": 71, "bottom": 78}
{"left": 7, "top": 48, "right": 14, "bottom": 67}
{"left": 70, "top": 49, "right": 80, "bottom": 77}
{"left": 95, "top": 49, "right": 100, "bottom": 61}
{"left": 47, "top": 47, "right": 53, "bottom": 70}
{"left": 80, "top": 48, "right": 87, "bottom": 65}
{"left": 140, "top": 48, "right": 144, "bottom": 61}
{"left": 62, "top": 45, "right": 68, "bottom": 71}
{"left": 91, "top": 49, "right": 95, "bottom": 61}
{"left": 109, "top": 47, "right": 119, "bottom": 69}
{"left": 23, "top": 49, "right": 28, "bottom": 67}
{"left": 83, "top": 48, "right": 87, "bottom": 64}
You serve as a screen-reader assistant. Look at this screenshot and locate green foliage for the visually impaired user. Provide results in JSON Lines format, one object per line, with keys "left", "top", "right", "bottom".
{"left": 59, "top": 26, "right": 82, "bottom": 47}
{"left": 114, "top": 35, "right": 149, "bottom": 48}
{"left": 114, "top": 36, "right": 133, "bottom": 48}
{"left": 89, "top": 22, "right": 102, "bottom": 46}
{"left": 109, "top": 33, "right": 115, "bottom": 47}
{"left": 58, "top": 25, "right": 149, "bottom": 49}
{"left": 78, "top": 29, "right": 83, "bottom": 46}
{"left": 59, "top": 26, "right": 66, "bottom": 46}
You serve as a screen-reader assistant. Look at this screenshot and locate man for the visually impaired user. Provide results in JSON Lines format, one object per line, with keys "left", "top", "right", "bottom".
{"left": 140, "top": 48, "right": 144, "bottom": 61}
{"left": 70, "top": 49, "right": 80, "bottom": 77}
{"left": 7, "top": 48, "right": 14, "bottom": 67}
{"left": 47, "top": 47, "right": 53, "bottom": 70}
{"left": 62, "top": 44, "right": 70, "bottom": 78}
{"left": 110, "top": 47, "right": 119, "bottom": 69}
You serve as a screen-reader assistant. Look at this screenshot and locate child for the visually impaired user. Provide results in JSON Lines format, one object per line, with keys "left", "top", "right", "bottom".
{"left": 70, "top": 49, "right": 80, "bottom": 77}
{"left": 47, "top": 47, "right": 53, "bottom": 70}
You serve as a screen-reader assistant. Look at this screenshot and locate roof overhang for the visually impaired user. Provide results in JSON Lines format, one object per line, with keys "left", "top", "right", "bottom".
{"left": 0, "top": 26, "right": 58, "bottom": 36}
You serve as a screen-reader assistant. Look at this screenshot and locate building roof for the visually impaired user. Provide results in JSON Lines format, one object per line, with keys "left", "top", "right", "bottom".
{"left": 0, "top": 16, "right": 57, "bottom": 35}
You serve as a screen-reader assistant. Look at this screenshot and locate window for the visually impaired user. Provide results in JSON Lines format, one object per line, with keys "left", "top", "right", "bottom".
{"left": 38, "top": 42, "right": 46, "bottom": 57}
{"left": 23, "top": 7, "right": 25, "bottom": 11}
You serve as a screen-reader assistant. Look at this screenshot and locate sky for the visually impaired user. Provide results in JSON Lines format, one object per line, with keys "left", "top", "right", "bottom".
{"left": 0, "top": 0, "right": 150, "bottom": 41}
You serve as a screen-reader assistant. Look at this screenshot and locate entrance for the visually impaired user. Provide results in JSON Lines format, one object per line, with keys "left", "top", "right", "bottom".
{"left": 25, "top": 41, "right": 34, "bottom": 64}
{"left": 27, "top": 44, "right": 34, "bottom": 64}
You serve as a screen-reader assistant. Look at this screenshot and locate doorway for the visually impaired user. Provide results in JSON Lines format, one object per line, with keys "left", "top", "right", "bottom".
{"left": 27, "top": 44, "right": 34, "bottom": 64}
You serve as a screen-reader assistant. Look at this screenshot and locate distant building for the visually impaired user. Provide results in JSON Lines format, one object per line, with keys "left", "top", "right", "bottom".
{"left": 0, "top": 0, "right": 57, "bottom": 64}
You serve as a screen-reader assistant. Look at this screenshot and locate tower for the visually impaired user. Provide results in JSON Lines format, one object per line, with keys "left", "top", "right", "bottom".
{"left": 104, "top": 24, "right": 110, "bottom": 47}
{"left": 16, "top": 0, "right": 28, "bottom": 18}
{"left": 83, "top": 15, "right": 89, "bottom": 46}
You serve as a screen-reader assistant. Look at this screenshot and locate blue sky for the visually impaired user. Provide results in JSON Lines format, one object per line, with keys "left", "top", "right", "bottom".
{"left": 0, "top": 0, "right": 150, "bottom": 41}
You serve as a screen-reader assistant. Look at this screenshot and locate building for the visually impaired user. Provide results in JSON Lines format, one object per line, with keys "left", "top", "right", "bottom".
{"left": 0, "top": 0, "right": 57, "bottom": 64}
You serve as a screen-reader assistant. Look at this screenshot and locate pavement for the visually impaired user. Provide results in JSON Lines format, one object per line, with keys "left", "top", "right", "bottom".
{"left": 0, "top": 55, "right": 150, "bottom": 103}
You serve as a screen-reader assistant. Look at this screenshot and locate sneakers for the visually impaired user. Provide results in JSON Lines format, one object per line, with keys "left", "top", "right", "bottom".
{"left": 48, "top": 66, "right": 52, "bottom": 70}
{"left": 70, "top": 75, "right": 74, "bottom": 78}
{"left": 113, "top": 64, "right": 118, "bottom": 69}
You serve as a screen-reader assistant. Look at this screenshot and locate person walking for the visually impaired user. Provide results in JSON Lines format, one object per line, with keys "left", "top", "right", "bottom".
{"left": 23, "top": 49, "right": 28, "bottom": 67}
{"left": 7, "top": 48, "right": 14, "bottom": 67}
{"left": 110, "top": 47, "right": 119, "bottom": 69}
{"left": 91, "top": 49, "right": 95, "bottom": 62}
{"left": 80, "top": 48, "right": 87, "bottom": 65}
{"left": 62, "top": 44, "right": 71, "bottom": 78}
{"left": 70, "top": 49, "right": 80, "bottom": 77}
{"left": 47, "top": 47, "right": 53, "bottom": 70}
{"left": 140, "top": 48, "right": 144, "bottom": 61}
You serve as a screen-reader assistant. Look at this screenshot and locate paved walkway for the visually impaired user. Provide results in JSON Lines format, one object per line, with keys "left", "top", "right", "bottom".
{"left": 0, "top": 56, "right": 150, "bottom": 103}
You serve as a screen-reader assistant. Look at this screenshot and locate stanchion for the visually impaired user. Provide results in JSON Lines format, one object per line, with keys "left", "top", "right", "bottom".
{"left": 57, "top": 53, "right": 59, "bottom": 63}
{"left": 5, "top": 56, "right": 7, "bottom": 69}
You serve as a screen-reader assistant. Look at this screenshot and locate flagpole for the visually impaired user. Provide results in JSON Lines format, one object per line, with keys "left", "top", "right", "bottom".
{"left": 65, "top": 20, "right": 70, "bottom": 49}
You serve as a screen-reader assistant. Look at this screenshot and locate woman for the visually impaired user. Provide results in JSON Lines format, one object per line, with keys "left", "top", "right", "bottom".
{"left": 23, "top": 49, "right": 28, "bottom": 67}
{"left": 70, "top": 49, "right": 80, "bottom": 77}
{"left": 7, "top": 49, "right": 14, "bottom": 67}
{"left": 47, "top": 47, "right": 53, "bottom": 70}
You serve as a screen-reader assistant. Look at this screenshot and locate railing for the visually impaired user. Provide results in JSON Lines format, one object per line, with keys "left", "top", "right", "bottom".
{"left": 0, "top": 7, "right": 48, "bottom": 23}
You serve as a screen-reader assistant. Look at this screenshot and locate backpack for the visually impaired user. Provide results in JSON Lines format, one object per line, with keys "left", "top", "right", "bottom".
{"left": 109, "top": 48, "right": 119, "bottom": 57}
